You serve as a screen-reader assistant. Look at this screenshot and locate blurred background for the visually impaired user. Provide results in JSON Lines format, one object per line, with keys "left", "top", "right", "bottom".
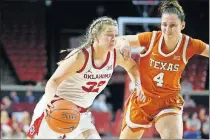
{"left": 0, "top": 0, "right": 209, "bottom": 139}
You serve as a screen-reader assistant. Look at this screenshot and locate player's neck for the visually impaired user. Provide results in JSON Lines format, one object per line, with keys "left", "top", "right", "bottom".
{"left": 164, "top": 35, "right": 181, "bottom": 51}
{"left": 92, "top": 44, "right": 109, "bottom": 60}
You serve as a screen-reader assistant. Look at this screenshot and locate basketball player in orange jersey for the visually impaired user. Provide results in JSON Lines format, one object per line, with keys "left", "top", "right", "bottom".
{"left": 118, "top": 0, "right": 209, "bottom": 139}
{"left": 26, "top": 16, "right": 145, "bottom": 139}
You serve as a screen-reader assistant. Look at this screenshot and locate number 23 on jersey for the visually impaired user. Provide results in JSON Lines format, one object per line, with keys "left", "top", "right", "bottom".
{"left": 82, "top": 81, "right": 106, "bottom": 93}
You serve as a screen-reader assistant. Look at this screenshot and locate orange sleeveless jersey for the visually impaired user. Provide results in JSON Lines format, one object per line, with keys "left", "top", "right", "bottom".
{"left": 138, "top": 31, "right": 206, "bottom": 98}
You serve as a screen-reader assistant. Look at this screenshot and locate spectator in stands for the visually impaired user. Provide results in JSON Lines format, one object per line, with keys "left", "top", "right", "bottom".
{"left": 198, "top": 108, "right": 207, "bottom": 123}
{"left": 1, "top": 110, "right": 13, "bottom": 139}
{"left": 183, "top": 95, "right": 196, "bottom": 108}
{"left": 13, "top": 126, "right": 25, "bottom": 139}
{"left": 184, "top": 112, "right": 201, "bottom": 139}
{"left": 201, "top": 115, "right": 209, "bottom": 139}
{"left": 191, "top": 113, "right": 201, "bottom": 131}
{"left": 92, "top": 94, "right": 110, "bottom": 112}
{"left": 21, "top": 111, "right": 31, "bottom": 134}
{"left": 180, "top": 79, "right": 193, "bottom": 95}
{"left": 11, "top": 114, "right": 19, "bottom": 133}
{"left": 24, "top": 90, "right": 35, "bottom": 103}
{"left": 1, "top": 96, "right": 12, "bottom": 114}
{"left": 11, "top": 114, "right": 25, "bottom": 138}
{"left": 183, "top": 113, "right": 190, "bottom": 132}
{"left": 198, "top": 108, "right": 209, "bottom": 139}
{"left": 10, "top": 91, "right": 20, "bottom": 103}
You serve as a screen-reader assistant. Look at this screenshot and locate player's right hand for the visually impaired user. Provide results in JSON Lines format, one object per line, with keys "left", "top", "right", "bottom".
{"left": 134, "top": 87, "right": 146, "bottom": 103}
{"left": 45, "top": 102, "right": 54, "bottom": 117}
{"left": 137, "top": 91, "right": 146, "bottom": 103}
{"left": 45, "top": 96, "right": 62, "bottom": 117}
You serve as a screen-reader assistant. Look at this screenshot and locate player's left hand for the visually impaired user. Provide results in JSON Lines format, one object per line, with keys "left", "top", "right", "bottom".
{"left": 117, "top": 39, "right": 131, "bottom": 60}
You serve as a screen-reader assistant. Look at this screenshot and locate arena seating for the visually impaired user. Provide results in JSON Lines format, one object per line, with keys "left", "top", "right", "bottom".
{"left": 2, "top": 2, "right": 47, "bottom": 82}
{"left": 91, "top": 110, "right": 112, "bottom": 135}
{"left": 184, "top": 55, "right": 208, "bottom": 90}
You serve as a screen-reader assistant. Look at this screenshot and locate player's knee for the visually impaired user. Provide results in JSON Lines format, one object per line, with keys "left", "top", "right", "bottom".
{"left": 119, "top": 125, "right": 144, "bottom": 139}
{"left": 83, "top": 129, "right": 101, "bottom": 139}
{"left": 160, "top": 128, "right": 182, "bottom": 139}
{"left": 161, "top": 134, "right": 182, "bottom": 139}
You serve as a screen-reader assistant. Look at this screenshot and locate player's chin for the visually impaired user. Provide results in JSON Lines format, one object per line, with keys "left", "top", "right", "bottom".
{"left": 108, "top": 44, "right": 115, "bottom": 51}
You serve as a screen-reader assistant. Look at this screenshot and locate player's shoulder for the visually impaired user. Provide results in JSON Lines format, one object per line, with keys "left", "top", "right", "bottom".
{"left": 185, "top": 35, "right": 204, "bottom": 46}
{"left": 58, "top": 47, "right": 89, "bottom": 65}
{"left": 137, "top": 31, "right": 154, "bottom": 37}
{"left": 181, "top": 33, "right": 202, "bottom": 42}
{"left": 68, "top": 48, "right": 87, "bottom": 60}
{"left": 141, "top": 30, "right": 162, "bottom": 40}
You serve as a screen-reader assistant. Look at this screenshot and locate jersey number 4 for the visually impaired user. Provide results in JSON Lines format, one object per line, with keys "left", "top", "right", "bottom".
{"left": 153, "top": 72, "right": 164, "bottom": 87}
{"left": 82, "top": 81, "right": 106, "bottom": 93}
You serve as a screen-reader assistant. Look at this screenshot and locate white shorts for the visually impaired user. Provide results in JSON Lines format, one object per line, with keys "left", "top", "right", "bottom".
{"left": 27, "top": 96, "right": 96, "bottom": 139}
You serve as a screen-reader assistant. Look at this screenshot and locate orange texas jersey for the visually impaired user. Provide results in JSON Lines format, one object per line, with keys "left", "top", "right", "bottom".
{"left": 137, "top": 31, "right": 207, "bottom": 98}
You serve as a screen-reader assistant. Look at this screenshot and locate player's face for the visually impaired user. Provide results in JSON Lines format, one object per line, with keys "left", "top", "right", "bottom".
{"left": 161, "top": 13, "right": 185, "bottom": 40}
{"left": 97, "top": 25, "right": 118, "bottom": 51}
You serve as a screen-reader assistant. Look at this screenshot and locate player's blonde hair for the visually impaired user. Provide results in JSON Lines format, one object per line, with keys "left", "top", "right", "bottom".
{"left": 81, "top": 16, "right": 118, "bottom": 47}
{"left": 58, "top": 16, "right": 117, "bottom": 64}
{"left": 159, "top": 0, "right": 185, "bottom": 23}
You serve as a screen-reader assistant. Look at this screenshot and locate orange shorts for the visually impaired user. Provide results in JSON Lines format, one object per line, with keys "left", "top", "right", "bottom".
{"left": 121, "top": 92, "right": 184, "bottom": 132}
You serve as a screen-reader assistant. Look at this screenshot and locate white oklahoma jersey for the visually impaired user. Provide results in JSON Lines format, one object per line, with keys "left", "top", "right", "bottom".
{"left": 56, "top": 45, "right": 116, "bottom": 108}
{"left": 27, "top": 45, "right": 116, "bottom": 139}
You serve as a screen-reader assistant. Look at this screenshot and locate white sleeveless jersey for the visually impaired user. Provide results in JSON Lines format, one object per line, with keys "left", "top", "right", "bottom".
{"left": 56, "top": 45, "right": 116, "bottom": 108}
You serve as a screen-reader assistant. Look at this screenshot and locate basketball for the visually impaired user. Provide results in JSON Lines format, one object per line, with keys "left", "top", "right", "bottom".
{"left": 46, "top": 100, "right": 80, "bottom": 134}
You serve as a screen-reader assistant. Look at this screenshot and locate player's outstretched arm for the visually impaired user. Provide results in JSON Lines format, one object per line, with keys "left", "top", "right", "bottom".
{"left": 115, "top": 47, "right": 146, "bottom": 102}
{"left": 115, "top": 36, "right": 145, "bottom": 60}
{"left": 116, "top": 35, "right": 140, "bottom": 48}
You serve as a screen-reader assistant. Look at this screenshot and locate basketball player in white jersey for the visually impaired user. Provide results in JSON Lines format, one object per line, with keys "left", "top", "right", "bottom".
{"left": 26, "top": 16, "right": 146, "bottom": 139}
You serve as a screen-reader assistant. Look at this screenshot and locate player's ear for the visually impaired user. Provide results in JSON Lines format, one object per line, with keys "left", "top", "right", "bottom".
{"left": 181, "top": 22, "right": 185, "bottom": 30}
